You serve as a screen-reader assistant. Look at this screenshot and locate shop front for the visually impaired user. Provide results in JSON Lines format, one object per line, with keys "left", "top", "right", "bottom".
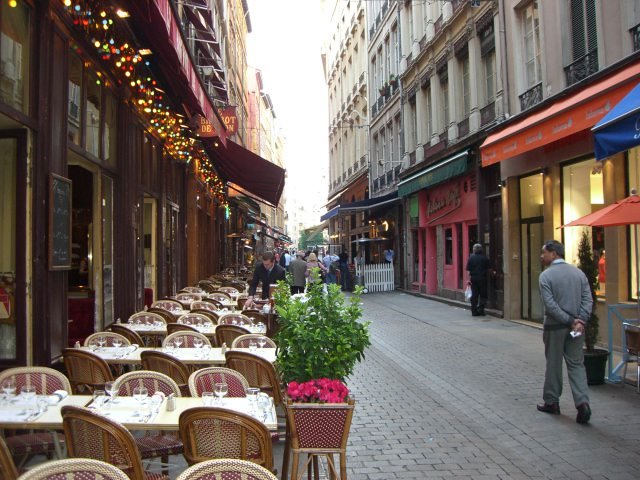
{"left": 482, "top": 58, "right": 640, "bottom": 333}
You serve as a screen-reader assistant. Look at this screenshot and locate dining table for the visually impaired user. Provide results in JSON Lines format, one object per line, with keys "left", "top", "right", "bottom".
{"left": 77, "top": 345, "right": 277, "bottom": 365}
{"left": 0, "top": 391, "right": 278, "bottom": 457}
{"left": 122, "top": 321, "right": 268, "bottom": 339}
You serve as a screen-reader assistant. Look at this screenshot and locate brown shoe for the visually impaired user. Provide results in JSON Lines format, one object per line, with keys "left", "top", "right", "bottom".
{"left": 576, "top": 403, "right": 591, "bottom": 424}
{"left": 537, "top": 402, "right": 560, "bottom": 414}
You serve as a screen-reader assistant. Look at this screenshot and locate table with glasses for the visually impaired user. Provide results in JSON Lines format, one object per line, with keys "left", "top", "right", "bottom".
{"left": 120, "top": 321, "right": 268, "bottom": 340}
{"left": 77, "top": 346, "right": 277, "bottom": 365}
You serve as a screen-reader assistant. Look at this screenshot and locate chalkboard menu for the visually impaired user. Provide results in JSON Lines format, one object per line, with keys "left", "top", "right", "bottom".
{"left": 49, "top": 173, "right": 72, "bottom": 270}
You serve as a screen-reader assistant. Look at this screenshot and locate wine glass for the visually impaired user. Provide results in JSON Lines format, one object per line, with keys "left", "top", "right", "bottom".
{"left": 214, "top": 382, "right": 228, "bottom": 405}
{"left": 257, "top": 393, "right": 272, "bottom": 421}
{"left": 92, "top": 390, "right": 106, "bottom": 410}
{"left": 105, "top": 381, "right": 118, "bottom": 404}
{"left": 1, "top": 378, "right": 16, "bottom": 403}
{"left": 164, "top": 340, "right": 174, "bottom": 353}
{"left": 133, "top": 386, "right": 148, "bottom": 416}
{"left": 258, "top": 336, "right": 267, "bottom": 349}
{"left": 246, "top": 387, "right": 259, "bottom": 414}
{"left": 97, "top": 336, "right": 106, "bottom": 350}
{"left": 112, "top": 338, "right": 123, "bottom": 349}
{"left": 249, "top": 340, "right": 257, "bottom": 353}
{"left": 202, "top": 391, "right": 215, "bottom": 407}
{"left": 173, "top": 336, "right": 183, "bottom": 349}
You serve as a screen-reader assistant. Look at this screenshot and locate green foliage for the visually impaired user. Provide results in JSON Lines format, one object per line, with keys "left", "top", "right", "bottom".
{"left": 576, "top": 230, "right": 599, "bottom": 351}
{"left": 273, "top": 269, "right": 371, "bottom": 385}
{"left": 297, "top": 230, "right": 325, "bottom": 251}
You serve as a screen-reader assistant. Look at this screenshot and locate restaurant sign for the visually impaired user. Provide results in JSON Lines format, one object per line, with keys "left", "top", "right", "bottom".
{"left": 217, "top": 107, "right": 238, "bottom": 136}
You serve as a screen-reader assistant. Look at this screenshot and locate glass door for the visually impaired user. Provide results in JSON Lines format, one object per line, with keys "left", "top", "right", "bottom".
{"left": 521, "top": 221, "right": 544, "bottom": 321}
{"left": 143, "top": 197, "right": 157, "bottom": 300}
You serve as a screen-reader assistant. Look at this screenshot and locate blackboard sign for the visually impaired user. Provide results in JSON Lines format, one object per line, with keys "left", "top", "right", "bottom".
{"left": 49, "top": 173, "right": 72, "bottom": 270}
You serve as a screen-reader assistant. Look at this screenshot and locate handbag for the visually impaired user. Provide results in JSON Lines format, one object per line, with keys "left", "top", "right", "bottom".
{"left": 464, "top": 284, "right": 472, "bottom": 302}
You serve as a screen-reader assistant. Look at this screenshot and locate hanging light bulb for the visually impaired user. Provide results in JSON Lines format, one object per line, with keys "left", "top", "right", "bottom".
{"left": 9, "top": 0, "right": 17, "bottom": 7}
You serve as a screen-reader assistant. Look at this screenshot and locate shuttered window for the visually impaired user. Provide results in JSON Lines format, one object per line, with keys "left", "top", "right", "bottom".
{"left": 571, "top": 0, "right": 597, "bottom": 60}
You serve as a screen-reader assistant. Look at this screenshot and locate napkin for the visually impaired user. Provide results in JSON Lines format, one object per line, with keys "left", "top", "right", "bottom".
{"left": 47, "top": 390, "right": 68, "bottom": 405}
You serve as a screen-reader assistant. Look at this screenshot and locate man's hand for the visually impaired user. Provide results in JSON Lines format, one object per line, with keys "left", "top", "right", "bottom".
{"left": 244, "top": 296, "right": 255, "bottom": 309}
{"left": 572, "top": 318, "right": 586, "bottom": 334}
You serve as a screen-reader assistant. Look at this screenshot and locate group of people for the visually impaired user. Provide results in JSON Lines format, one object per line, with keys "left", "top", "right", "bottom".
{"left": 466, "top": 240, "right": 592, "bottom": 425}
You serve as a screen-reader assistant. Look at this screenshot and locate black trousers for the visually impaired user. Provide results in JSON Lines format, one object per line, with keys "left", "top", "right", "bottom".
{"left": 470, "top": 278, "right": 488, "bottom": 314}
{"left": 290, "top": 285, "right": 304, "bottom": 295}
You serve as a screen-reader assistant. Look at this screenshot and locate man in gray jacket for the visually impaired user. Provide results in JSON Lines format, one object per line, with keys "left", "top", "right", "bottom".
{"left": 288, "top": 251, "right": 308, "bottom": 295}
{"left": 537, "top": 240, "right": 593, "bottom": 424}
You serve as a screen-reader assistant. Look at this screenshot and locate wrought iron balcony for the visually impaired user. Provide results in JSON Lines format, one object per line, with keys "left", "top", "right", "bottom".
{"left": 519, "top": 82, "right": 542, "bottom": 111}
{"left": 633, "top": 24, "right": 640, "bottom": 52}
{"left": 480, "top": 102, "right": 495, "bottom": 126}
{"left": 564, "top": 49, "right": 599, "bottom": 86}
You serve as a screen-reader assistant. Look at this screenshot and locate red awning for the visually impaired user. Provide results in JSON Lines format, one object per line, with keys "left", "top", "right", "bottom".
{"left": 480, "top": 61, "right": 640, "bottom": 166}
{"left": 206, "top": 140, "right": 285, "bottom": 207}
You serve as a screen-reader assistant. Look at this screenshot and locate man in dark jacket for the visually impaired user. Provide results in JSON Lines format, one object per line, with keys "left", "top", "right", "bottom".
{"left": 244, "top": 251, "right": 287, "bottom": 309}
{"left": 465, "top": 243, "right": 491, "bottom": 316}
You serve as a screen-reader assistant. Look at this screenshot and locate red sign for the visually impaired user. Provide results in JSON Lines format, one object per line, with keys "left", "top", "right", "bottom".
{"left": 218, "top": 107, "right": 238, "bottom": 136}
{"left": 195, "top": 114, "right": 219, "bottom": 138}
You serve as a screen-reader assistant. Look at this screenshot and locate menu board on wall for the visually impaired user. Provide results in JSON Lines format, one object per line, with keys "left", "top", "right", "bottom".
{"left": 48, "top": 173, "right": 72, "bottom": 270}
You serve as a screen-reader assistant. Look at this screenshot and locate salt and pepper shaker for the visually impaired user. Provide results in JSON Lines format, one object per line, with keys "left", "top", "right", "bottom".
{"left": 166, "top": 393, "right": 176, "bottom": 411}
{"left": 74, "top": 341, "right": 81, "bottom": 349}
{"left": 221, "top": 342, "right": 227, "bottom": 354}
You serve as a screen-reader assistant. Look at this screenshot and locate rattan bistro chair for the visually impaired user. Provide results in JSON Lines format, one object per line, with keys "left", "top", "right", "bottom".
{"left": 166, "top": 323, "right": 200, "bottom": 336}
{"left": 61, "top": 406, "right": 168, "bottom": 480}
{"left": 176, "top": 459, "right": 277, "bottom": 480}
{"left": 231, "top": 334, "right": 276, "bottom": 349}
{"left": 189, "top": 301, "right": 220, "bottom": 314}
{"left": 163, "top": 331, "right": 211, "bottom": 348}
{"left": 188, "top": 367, "right": 250, "bottom": 397}
{"left": 0, "top": 430, "right": 19, "bottom": 480}
{"left": 84, "top": 332, "right": 131, "bottom": 348}
{"left": 218, "top": 313, "right": 253, "bottom": 326}
{"left": 140, "top": 350, "right": 190, "bottom": 397}
{"left": 112, "top": 372, "right": 183, "bottom": 472}
{"left": 109, "top": 324, "right": 145, "bottom": 346}
{"left": 224, "top": 351, "right": 283, "bottom": 408}
{"left": 17, "top": 459, "right": 130, "bottom": 480}
{"left": 0, "top": 367, "right": 71, "bottom": 467}
{"left": 215, "top": 325, "right": 251, "bottom": 348}
{"left": 62, "top": 348, "right": 114, "bottom": 394}
{"left": 179, "top": 407, "right": 273, "bottom": 471}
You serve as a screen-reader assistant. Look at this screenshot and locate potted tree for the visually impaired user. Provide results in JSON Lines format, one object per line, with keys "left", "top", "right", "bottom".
{"left": 577, "top": 231, "right": 609, "bottom": 385}
{"left": 389, "top": 74, "right": 398, "bottom": 89}
{"left": 273, "top": 272, "right": 370, "bottom": 479}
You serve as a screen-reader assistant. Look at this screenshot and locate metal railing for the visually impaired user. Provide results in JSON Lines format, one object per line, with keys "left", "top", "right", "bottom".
{"left": 519, "top": 82, "right": 543, "bottom": 111}
{"left": 564, "top": 49, "right": 599, "bottom": 86}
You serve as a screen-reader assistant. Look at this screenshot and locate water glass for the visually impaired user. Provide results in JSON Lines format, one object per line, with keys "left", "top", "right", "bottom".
{"left": 249, "top": 340, "right": 257, "bottom": 353}
{"left": 202, "top": 391, "right": 215, "bottom": 406}
{"left": 258, "top": 336, "right": 267, "bottom": 349}
{"left": 214, "top": 382, "right": 228, "bottom": 405}
{"left": 112, "top": 338, "right": 123, "bottom": 349}
{"left": 246, "top": 387, "right": 259, "bottom": 414}
{"left": 92, "top": 390, "right": 106, "bottom": 410}
{"left": 133, "top": 386, "right": 148, "bottom": 416}
{"left": 105, "top": 381, "right": 118, "bottom": 404}
{"left": 165, "top": 341, "right": 174, "bottom": 353}
{"left": 1, "top": 378, "right": 16, "bottom": 403}
{"left": 257, "top": 393, "right": 272, "bottom": 419}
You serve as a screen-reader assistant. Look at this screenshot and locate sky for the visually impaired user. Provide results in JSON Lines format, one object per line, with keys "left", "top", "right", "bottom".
{"left": 246, "top": 0, "right": 329, "bottom": 228}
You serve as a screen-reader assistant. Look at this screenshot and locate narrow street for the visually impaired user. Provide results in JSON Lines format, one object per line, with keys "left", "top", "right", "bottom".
{"left": 344, "top": 292, "right": 640, "bottom": 479}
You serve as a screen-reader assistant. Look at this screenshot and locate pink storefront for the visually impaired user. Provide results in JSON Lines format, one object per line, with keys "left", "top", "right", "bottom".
{"left": 415, "top": 174, "right": 478, "bottom": 298}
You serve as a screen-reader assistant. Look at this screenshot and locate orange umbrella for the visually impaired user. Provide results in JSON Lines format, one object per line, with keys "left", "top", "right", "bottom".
{"left": 562, "top": 192, "right": 640, "bottom": 228}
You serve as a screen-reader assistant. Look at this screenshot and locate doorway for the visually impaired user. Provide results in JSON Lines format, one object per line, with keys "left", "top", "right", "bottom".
{"left": 143, "top": 197, "right": 157, "bottom": 301}
{"left": 521, "top": 221, "right": 544, "bottom": 321}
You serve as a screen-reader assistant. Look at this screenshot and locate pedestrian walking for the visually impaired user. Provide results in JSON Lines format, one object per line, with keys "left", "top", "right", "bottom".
{"left": 322, "top": 251, "right": 339, "bottom": 285}
{"left": 465, "top": 243, "right": 490, "bottom": 316}
{"left": 338, "top": 248, "right": 351, "bottom": 291}
{"left": 288, "top": 251, "right": 308, "bottom": 295}
{"left": 537, "top": 240, "right": 592, "bottom": 424}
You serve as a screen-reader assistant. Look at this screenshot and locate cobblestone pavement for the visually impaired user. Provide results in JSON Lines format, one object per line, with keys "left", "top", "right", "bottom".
{"left": 344, "top": 292, "right": 640, "bottom": 480}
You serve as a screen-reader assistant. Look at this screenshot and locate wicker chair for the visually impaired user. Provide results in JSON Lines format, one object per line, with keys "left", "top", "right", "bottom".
{"left": 128, "top": 312, "right": 167, "bottom": 326}
{"left": 242, "top": 310, "right": 267, "bottom": 325}
{"left": 17, "top": 458, "right": 130, "bottom": 480}
{"left": 180, "top": 287, "right": 204, "bottom": 294}
{"left": 0, "top": 367, "right": 72, "bottom": 467}
{"left": 177, "top": 313, "right": 212, "bottom": 326}
{"left": 163, "top": 331, "right": 211, "bottom": 348}
{"left": 200, "top": 298, "right": 224, "bottom": 309}
{"left": 140, "top": 350, "right": 190, "bottom": 396}
{"left": 146, "top": 308, "right": 175, "bottom": 324}
{"left": 175, "top": 293, "right": 203, "bottom": 304}
{"left": 166, "top": 323, "right": 200, "bottom": 335}
{"left": 217, "top": 286, "right": 239, "bottom": 296}
{"left": 190, "top": 301, "right": 220, "bottom": 314}
{"left": 208, "top": 292, "right": 232, "bottom": 304}
{"left": 215, "top": 325, "right": 251, "bottom": 348}
{"left": 188, "top": 367, "right": 250, "bottom": 397}
{"left": 84, "top": 332, "right": 131, "bottom": 347}
{"left": 284, "top": 398, "right": 355, "bottom": 480}
{"left": 112, "top": 371, "right": 184, "bottom": 471}
{"left": 218, "top": 313, "right": 253, "bottom": 326}
{"left": 623, "top": 322, "right": 640, "bottom": 392}
{"left": 109, "top": 324, "right": 145, "bottom": 346}
{"left": 189, "top": 310, "right": 219, "bottom": 326}
{"left": 224, "top": 351, "right": 283, "bottom": 408}
{"left": 62, "top": 348, "right": 114, "bottom": 394}
{"left": 231, "top": 334, "right": 276, "bottom": 349}
{"left": 197, "top": 281, "right": 217, "bottom": 293}
{"left": 237, "top": 297, "right": 250, "bottom": 310}
{"left": 151, "top": 299, "right": 184, "bottom": 312}
{"left": 61, "top": 406, "right": 168, "bottom": 480}
{"left": 176, "top": 459, "right": 277, "bottom": 480}
{"left": 179, "top": 407, "right": 273, "bottom": 471}
{"left": 0, "top": 423, "right": 19, "bottom": 480}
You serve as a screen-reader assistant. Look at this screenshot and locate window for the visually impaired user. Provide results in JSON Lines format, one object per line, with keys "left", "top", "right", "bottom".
{"left": 440, "top": 73, "right": 449, "bottom": 132}
{"left": 480, "top": 23, "right": 496, "bottom": 105}
{"left": 570, "top": 0, "right": 597, "bottom": 61}
{"left": 68, "top": 54, "right": 83, "bottom": 146}
{"left": 388, "top": 123, "right": 394, "bottom": 165}
{"left": 381, "top": 129, "right": 387, "bottom": 170}
{"left": 522, "top": 1, "right": 541, "bottom": 88}
{"left": 0, "top": 2, "right": 30, "bottom": 113}
{"left": 86, "top": 72, "right": 101, "bottom": 158}
{"left": 445, "top": 227, "right": 453, "bottom": 265}
{"left": 520, "top": 173, "right": 544, "bottom": 219}
{"left": 409, "top": 95, "right": 417, "bottom": 151}
{"left": 422, "top": 84, "right": 432, "bottom": 141}
{"left": 0, "top": 138, "right": 17, "bottom": 360}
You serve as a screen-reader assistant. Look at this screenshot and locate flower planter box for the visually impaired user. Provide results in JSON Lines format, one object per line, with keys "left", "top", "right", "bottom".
{"left": 283, "top": 398, "right": 355, "bottom": 480}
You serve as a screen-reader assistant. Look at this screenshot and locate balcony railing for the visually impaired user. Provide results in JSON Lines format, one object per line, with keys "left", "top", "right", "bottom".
{"left": 360, "top": 155, "right": 367, "bottom": 168}
{"left": 480, "top": 102, "right": 495, "bottom": 126}
{"left": 564, "top": 49, "right": 599, "bottom": 86}
{"left": 633, "top": 24, "right": 640, "bottom": 52}
{"left": 519, "top": 82, "right": 542, "bottom": 111}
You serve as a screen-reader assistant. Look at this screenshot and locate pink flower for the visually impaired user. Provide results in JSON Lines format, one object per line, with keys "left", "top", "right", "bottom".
{"left": 287, "top": 379, "right": 349, "bottom": 403}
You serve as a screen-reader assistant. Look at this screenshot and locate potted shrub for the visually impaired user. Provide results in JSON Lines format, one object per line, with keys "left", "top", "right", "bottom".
{"left": 273, "top": 271, "right": 370, "bottom": 478}
{"left": 389, "top": 74, "right": 398, "bottom": 89}
{"left": 576, "top": 231, "right": 609, "bottom": 385}
{"left": 379, "top": 82, "right": 390, "bottom": 97}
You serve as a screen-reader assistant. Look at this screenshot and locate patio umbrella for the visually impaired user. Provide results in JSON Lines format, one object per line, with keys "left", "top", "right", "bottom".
{"left": 561, "top": 191, "right": 640, "bottom": 309}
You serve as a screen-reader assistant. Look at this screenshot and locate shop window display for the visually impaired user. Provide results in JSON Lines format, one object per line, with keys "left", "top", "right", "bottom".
{"left": 562, "top": 158, "right": 605, "bottom": 297}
